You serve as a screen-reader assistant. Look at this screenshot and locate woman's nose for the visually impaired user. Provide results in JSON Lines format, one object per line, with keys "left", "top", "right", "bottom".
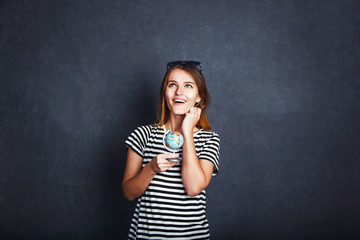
{"left": 176, "top": 86, "right": 183, "bottom": 95}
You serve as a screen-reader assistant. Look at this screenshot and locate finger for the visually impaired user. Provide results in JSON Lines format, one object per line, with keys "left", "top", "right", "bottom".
{"left": 191, "top": 107, "right": 198, "bottom": 119}
{"left": 196, "top": 108, "right": 201, "bottom": 120}
{"left": 188, "top": 107, "right": 194, "bottom": 114}
{"left": 164, "top": 160, "right": 179, "bottom": 166}
{"left": 193, "top": 107, "right": 198, "bottom": 117}
{"left": 191, "top": 107, "right": 197, "bottom": 114}
{"left": 159, "top": 162, "right": 179, "bottom": 172}
{"left": 195, "top": 107, "right": 200, "bottom": 115}
{"left": 161, "top": 153, "right": 181, "bottom": 158}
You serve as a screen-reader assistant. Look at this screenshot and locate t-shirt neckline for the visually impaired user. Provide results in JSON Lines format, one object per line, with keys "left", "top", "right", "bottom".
{"left": 162, "top": 125, "right": 202, "bottom": 136}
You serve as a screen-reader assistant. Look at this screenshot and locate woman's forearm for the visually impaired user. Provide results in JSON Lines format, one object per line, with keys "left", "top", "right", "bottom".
{"left": 181, "top": 133, "right": 208, "bottom": 196}
{"left": 122, "top": 162, "right": 156, "bottom": 201}
{"left": 123, "top": 148, "right": 181, "bottom": 201}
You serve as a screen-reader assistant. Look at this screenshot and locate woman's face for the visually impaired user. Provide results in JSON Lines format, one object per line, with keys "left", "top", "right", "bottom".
{"left": 165, "top": 69, "right": 201, "bottom": 116}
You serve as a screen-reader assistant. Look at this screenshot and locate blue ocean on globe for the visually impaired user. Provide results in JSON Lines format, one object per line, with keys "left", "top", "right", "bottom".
{"left": 164, "top": 131, "right": 184, "bottom": 150}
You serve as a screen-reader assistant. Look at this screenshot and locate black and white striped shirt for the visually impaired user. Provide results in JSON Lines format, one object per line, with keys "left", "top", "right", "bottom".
{"left": 125, "top": 125, "right": 220, "bottom": 240}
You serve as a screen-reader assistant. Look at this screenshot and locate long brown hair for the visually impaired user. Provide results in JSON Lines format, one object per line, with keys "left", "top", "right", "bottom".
{"left": 155, "top": 64, "right": 212, "bottom": 130}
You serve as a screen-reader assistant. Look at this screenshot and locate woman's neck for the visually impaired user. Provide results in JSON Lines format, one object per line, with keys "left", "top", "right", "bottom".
{"left": 165, "top": 114, "right": 184, "bottom": 132}
{"left": 165, "top": 113, "right": 199, "bottom": 133}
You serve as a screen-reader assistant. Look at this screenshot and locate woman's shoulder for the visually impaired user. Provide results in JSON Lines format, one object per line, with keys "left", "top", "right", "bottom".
{"left": 132, "top": 124, "right": 164, "bottom": 134}
{"left": 197, "top": 129, "right": 220, "bottom": 141}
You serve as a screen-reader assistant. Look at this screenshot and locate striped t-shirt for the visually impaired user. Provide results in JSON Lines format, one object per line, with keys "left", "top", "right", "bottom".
{"left": 125, "top": 124, "right": 220, "bottom": 240}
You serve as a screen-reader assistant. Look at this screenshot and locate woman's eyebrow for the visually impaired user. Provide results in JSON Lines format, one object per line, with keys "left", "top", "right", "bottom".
{"left": 168, "top": 80, "right": 194, "bottom": 84}
{"left": 168, "top": 80, "right": 195, "bottom": 85}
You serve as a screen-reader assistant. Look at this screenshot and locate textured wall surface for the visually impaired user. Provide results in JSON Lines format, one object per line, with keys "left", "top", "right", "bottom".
{"left": 1, "top": 0, "right": 359, "bottom": 239}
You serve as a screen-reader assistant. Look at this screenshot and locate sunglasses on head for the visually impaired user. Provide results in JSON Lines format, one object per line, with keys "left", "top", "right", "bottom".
{"left": 167, "top": 61, "right": 203, "bottom": 74}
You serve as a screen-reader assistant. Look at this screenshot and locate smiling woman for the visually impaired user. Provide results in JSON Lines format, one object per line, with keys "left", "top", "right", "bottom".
{"left": 157, "top": 63, "right": 212, "bottom": 131}
{"left": 122, "top": 61, "right": 220, "bottom": 239}
{"left": 165, "top": 69, "right": 201, "bottom": 118}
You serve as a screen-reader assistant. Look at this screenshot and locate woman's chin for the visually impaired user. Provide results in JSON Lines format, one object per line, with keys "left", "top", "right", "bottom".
{"left": 170, "top": 110, "right": 187, "bottom": 116}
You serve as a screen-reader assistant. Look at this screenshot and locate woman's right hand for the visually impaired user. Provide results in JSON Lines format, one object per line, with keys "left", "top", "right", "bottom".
{"left": 150, "top": 153, "right": 180, "bottom": 173}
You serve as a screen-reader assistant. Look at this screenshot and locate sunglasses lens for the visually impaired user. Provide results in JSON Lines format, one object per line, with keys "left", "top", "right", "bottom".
{"left": 185, "top": 61, "right": 200, "bottom": 67}
{"left": 167, "top": 61, "right": 182, "bottom": 68}
{"left": 167, "top": 61, "right": 202, "bottom": 73}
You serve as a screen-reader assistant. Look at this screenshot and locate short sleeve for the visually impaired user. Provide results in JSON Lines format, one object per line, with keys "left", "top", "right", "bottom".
{"left": 198, "top": 132, "right": 220, "bottom": 176}
{"left": 125, "top": 126, "right": 151, "bottom": 158}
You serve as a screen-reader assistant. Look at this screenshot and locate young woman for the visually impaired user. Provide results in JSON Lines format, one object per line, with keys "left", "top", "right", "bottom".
{"left": 123, "top": 61, "right": 220, "bottom": 239}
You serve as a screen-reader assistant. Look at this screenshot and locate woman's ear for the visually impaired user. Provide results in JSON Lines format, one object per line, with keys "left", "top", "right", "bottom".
{"left": 196, "top": 96, "right": 201, "bottom": 104}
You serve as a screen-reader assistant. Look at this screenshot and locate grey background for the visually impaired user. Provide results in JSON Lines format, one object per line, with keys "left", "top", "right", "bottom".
{"left": 1, "top": 0, "right": 359, "bottom": 239}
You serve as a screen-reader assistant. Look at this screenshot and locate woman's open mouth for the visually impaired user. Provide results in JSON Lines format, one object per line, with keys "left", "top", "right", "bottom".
{"left": 173, "top": 99, "right": 186, "bottom": 104}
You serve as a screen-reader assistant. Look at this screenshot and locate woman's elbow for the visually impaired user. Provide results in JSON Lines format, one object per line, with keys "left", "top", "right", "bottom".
{"left": 122, "top": 184, "right": 136, "bottom": 201}
{"left": 123, "top": 192, "right": 136, "bottom": 201}
{"left": 185, "top": 187, "right": 204, "bottom": 197}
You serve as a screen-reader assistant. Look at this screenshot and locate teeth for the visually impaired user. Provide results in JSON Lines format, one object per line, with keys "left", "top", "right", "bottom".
{"left": 174, "top": 100, "right": 185, "bottom": 103}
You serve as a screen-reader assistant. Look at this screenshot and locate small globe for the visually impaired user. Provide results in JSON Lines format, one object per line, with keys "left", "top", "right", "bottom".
{"left": 164, "top": 130, "right": 184, "bottom": 150}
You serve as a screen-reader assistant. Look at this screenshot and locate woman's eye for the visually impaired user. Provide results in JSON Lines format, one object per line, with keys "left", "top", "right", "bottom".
{"left": 185, "top": 84, "right": 193, "bottom": 88}
{"left": 169, "top": 83, "right": 176, "bottom": 87}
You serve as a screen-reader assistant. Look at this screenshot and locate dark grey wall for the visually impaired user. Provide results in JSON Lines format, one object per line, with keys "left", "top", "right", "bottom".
{"left": 1, "top": 0, "right": 359, "bottom": 239}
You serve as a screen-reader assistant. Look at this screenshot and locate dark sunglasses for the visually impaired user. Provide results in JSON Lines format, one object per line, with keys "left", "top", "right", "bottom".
{"left": 167, "top": 61, "right": 203, "bottom": 74}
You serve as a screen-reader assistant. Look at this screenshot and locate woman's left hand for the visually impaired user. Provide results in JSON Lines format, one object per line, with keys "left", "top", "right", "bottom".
{"left": 182, "top": 107, "right": 201, "bottom": 136}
